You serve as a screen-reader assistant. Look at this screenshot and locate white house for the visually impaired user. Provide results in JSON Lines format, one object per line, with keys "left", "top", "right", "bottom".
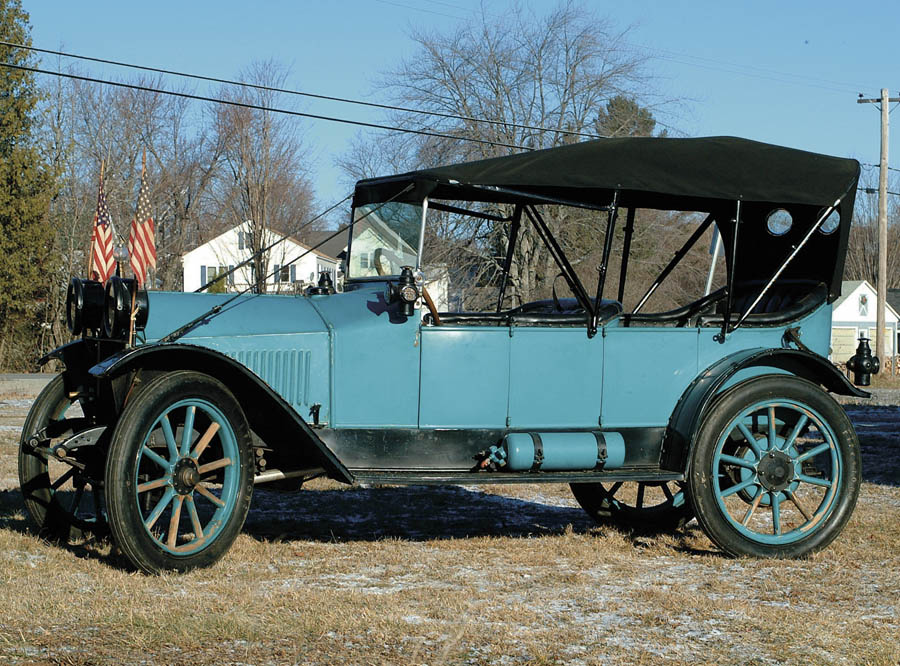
{"left": 831, "top": 280, "right": 899, "bottom": 361}
{"left": 183, "top": 222, "right": 339, "bottom": 293}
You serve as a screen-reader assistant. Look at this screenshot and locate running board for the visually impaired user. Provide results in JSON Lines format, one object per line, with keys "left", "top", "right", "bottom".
{"left": 350, "top": 469, "right": 684, "bottom": 486}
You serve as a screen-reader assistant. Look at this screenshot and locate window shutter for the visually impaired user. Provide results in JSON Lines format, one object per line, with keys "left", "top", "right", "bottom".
{"left": 200, "top": 265, "right": 207, "bottom": 287}
{"left": 228, "top": 265, "right": 235, "bottom": 286}
{"left": 290, "top": 265, "right": 296, "bottom": 282}
{"left": 274, "top": 264, "right": 281, "bottom": 282}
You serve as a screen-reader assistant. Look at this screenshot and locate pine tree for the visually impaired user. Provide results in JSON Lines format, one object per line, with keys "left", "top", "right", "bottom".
{"left": 0, "top": 0, "right": 56, "bottom": 370}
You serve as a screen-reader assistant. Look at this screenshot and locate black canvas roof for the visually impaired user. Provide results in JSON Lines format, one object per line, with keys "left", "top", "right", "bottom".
{"left": 353, "top": 136, "right": 859, "bottom": 211}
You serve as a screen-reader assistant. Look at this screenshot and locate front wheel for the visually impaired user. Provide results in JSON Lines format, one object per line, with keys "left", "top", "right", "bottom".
{"left": 688, "top": 376, "right": 860, "bottom": 558}
{"left": 105, "top": 371, "right": 253, "bottom": 574}
{"left": 19, "top": 375, "right": 108, "bottom": 541}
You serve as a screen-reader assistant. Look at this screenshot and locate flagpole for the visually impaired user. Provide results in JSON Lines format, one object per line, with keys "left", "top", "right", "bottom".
{"left": 87, "top": 161, "right": 105, "bottom": 280}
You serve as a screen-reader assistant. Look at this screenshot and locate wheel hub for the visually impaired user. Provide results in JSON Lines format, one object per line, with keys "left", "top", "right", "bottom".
{"left": 173, "top": 458, "right": 200, "bottom": 495}
{"left": 757, "top": 450, "right": 794, "bottom": 492}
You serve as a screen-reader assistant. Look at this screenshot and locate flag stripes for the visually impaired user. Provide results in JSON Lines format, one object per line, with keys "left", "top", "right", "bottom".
{"left": 90, "top": 175, "right": 115, "bottom": 283}
{"left": 129, "top": 162, "right": 156, "bottom": 286}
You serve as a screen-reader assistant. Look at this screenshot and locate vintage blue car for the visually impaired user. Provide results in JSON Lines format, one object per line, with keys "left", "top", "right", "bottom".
{"left": 21, "top": 136, "right": 868, "bottom": 574}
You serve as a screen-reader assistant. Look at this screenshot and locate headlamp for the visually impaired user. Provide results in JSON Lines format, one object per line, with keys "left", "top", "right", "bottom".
{"left": 103, "top": 277, "right": 149, "bottom": 340}
{"left": 66, "top": 278, "right": 105, "bottom": 336}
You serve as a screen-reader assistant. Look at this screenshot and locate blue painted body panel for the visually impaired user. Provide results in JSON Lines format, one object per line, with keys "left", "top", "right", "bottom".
{"left": 508, "top": 327, "right": 603, "bottom": 428}
{"left": 306, "top": 284, "right": 420, "bottom": 428}
{"left": 137, "top": 287, "right": 836, "bottom": 438}
{"left": 602, "top": 328, "right": 698, "bottom": 428}
{"left": 419, "top": 326, "right": 510, "bottom": 428}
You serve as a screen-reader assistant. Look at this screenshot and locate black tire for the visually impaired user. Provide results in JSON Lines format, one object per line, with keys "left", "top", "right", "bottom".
{"left": 18, "top": 375, "right": 108, "bottom": 541}
{"left": 570, "top": 481, "right": 693, "bottom": 532}
{"left": 105, "top": 371, "right": 253, "bottom": 574}
{"left": 688, "top": 375, "right": 860, "bottom": 558}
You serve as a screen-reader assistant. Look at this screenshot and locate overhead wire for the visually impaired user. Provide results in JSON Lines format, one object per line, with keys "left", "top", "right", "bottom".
{"left": 0, "top": 61, "right": 531, "bottom": 151}
{"left": 0, "top": 40, "right": 602, "bottom": 142}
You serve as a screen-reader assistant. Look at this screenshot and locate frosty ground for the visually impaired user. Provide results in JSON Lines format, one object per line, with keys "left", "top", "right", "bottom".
{"left": 0, "top": 384, "right": 897, "bottom": 665}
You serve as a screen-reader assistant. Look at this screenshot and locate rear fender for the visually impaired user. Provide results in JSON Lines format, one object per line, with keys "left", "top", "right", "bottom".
{"left": 661, "top": 348, "right": 867, "bottom": 472}
{"left": 89, "top": 342, "right": 353, "bottom": 484}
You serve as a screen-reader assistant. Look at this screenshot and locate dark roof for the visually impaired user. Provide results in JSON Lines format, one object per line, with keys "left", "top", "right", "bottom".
{"left": 303, "top": 227, "right": 348, "bottom": 260}
{"left": 888, "top": 288, "right": 900, "bottom": 313}
{"left": 353, "top": 136, "right": 859, "bottom": 212}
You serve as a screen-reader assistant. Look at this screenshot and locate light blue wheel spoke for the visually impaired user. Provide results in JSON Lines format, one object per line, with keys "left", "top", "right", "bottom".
{"left": 144, "top": 487, "right": 175, "bottom": 530}
{"left": 160, "top": 414, "right": 178, "bottom": 462}
{"left": 796, "top": 442, "right": 830, "bottom": 464}
{"left": 771, "top": 492, "right": 782, "bottom": 535}
{"left": 783, "top": 414, "right": 809, "bottom": 451}
{"left": 767, "top": 407, "right": 777, "bottom": 451}
{"left": 180, "top": 405, "right": 196, "bottom": 456}
{"left": 737, "top": 423, "right": 763, "bottom": 459}
{"left": 141, "top": 445, "right": 170, "bottom": 471}
{"left": 798, "top": 473, "right": 834, "bottom": 488}
{"left": 720, "top": 476, "right": 758, "bottom": 498}
{"left": 719, "top": 454, "right": 757, "bottom": 470}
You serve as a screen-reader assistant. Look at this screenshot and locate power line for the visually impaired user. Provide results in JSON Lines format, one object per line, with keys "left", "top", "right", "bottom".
{"left": 635, "top": 42, "right": 877, "bottom": 95}
{"left": 0, "top": 40, "right": 602, "bottom": 142}
{"left": 860, "top": 187, "right": 900, "bottom": 197}
{"left": 0, "top": 61, "right": 532, "bottom": 151}
{"left": 862, "top": 163, "right": 900, "bottom": 174}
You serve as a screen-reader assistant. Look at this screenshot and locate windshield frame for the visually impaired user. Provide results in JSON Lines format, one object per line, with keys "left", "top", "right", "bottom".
{"left": 345, "top": 199, "right": 426, "bottom": 281}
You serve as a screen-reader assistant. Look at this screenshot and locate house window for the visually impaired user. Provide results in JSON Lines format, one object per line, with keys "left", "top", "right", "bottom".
{"left": 359, "top": 253, "right": 369, "bottom": 269}
{"left": 280, "top": 265, "right": 290, "bottom": 283}
{"left": 859, "top": 294, "right": 868, "bottom": 317}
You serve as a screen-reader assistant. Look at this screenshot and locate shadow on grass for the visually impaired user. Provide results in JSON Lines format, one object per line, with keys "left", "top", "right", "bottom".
{"left": 843, "top": 405, "right": 900, "bottom": 487}
{"left": 1, "top": 482, "right": 707, "bottom": 570}
{"left": 242, "top": 484, "right": 707, "bottom": 553}
{"left": 0, "top": 488, "right": 122, "bottom": 567}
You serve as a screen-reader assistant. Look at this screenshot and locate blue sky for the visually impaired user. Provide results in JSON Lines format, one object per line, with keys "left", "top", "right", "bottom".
{"left": 26, "top": 0, "right": 900, "bottom": 206}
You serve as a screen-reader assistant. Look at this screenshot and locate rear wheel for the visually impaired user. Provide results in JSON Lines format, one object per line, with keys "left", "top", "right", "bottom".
{"left": 570, "top": 481, "right": 693, "bottom": 531}
{"left": 688, "top": 376, "right": 860, "bottom": 558}
{"left": 105, "top": 371, "right": 253, "bottom": 574}
{"left": 18, "top": 375, "right": 108, "bottom": 541}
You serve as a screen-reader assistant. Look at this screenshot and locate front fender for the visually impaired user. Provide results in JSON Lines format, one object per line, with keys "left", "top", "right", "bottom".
{"left": 660, "top": 347, "right": 867, "bottom": 472}
{"left": 90, "top": 342, "right": 353, "bottom": 484}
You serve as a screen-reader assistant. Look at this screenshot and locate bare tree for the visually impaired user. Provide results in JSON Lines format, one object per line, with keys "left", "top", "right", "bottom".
{"left": 212, "top": 60, "right": 315, "bottom": 293}
{"left": 339, "top": 1, "right": 670, "bottom": 309}
{"left": 845, "top": 172, "right": 900, "bottom": 287}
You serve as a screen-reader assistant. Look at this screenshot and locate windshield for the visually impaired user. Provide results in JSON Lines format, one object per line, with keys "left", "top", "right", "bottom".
{"left": 348, "top": 202, "right": 422, "bottom": 278}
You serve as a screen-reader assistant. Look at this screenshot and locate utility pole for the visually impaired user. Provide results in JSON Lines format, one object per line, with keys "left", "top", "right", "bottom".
{"left": 858, "top": 88, "right": 899, "bottom": 372}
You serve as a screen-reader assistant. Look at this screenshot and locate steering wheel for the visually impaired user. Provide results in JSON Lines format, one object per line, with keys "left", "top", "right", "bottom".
{"left": 421, "top": 285, "right": 441, "bottom": 325}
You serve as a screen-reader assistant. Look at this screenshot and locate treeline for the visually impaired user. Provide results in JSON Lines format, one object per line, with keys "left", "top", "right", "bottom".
{"left": 1, "top": 0, "right": 894, "bottom": 371}
{"left": 0, "top": 2, "right": 319, "bottom": 369}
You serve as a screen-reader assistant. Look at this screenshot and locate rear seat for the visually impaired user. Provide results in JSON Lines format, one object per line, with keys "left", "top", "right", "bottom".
{"left": 699, "top": 280, "right": 827, "bottom": 327}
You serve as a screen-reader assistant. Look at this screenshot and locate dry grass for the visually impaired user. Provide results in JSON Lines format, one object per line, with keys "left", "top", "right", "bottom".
{"left": 0, "top": 389, "right": 898, "bottom": 665}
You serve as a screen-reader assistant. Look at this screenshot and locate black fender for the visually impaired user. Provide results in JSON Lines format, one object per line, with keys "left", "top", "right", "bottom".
{"left": 660, "top": 347, "right": 868, "bottom": 473}
{"left": 88, "top": 342, "right": 353, "bottom": 484}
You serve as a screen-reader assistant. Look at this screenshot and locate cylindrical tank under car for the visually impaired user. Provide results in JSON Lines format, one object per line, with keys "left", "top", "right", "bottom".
{"left": 502, "top": 431, "right": 626, "bottom": 471}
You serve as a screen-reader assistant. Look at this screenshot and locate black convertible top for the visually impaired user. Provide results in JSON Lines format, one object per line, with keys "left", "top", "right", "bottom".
{"left": 353, "top": 136, "right": 861, "bottom": 304}
{"left": 353, "top": 136, "right": 859, "bottom": 211}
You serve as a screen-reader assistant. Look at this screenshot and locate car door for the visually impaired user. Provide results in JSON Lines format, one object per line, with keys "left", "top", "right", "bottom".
{"left": 418, "top": 321, "right": 510, "bottom": 428}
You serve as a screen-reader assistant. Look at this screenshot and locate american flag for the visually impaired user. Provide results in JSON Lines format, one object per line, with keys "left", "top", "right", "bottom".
{"left": 90, "top": 175, "right": 115, "bottom": 283}
{"left": 128, "top": 165, "right": 156, "bottom": 286}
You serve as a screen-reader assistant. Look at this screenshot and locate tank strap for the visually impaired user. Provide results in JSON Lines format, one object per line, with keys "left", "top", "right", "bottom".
{"left": 593, "top": 431, "right": 608, "bottom": 467}
{"left": 530, "top": 433, "right": 544, "bottom": 471}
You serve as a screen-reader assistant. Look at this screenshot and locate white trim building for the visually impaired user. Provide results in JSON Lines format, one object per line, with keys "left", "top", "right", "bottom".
{"left": 182, "top": 222, "right": 339, "bottom": 293}
{"left": 830, "top": 280, "right": 899, "bottom": 361}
